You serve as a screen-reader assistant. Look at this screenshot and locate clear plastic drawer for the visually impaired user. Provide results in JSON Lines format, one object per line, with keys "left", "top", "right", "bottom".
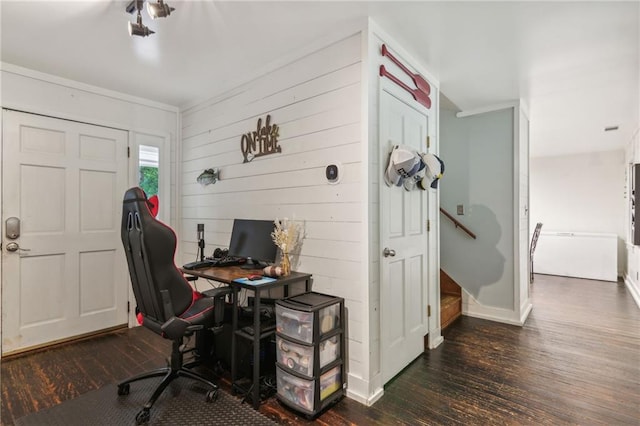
{"left": 276, "top": 300, "right": 340, "bottom": 343}
{"left": 276, "top": 304, "right": 314, "bottom": 342}
{"left": 276, "top": 336, "right": 313, "bottom": 376}
{"left": 276, "top": 365, "right": 315, "bottom": 411}
{"left": 276, "top": 365, "right": 341, "bottom": 412}
{"left": 277, "top": 335, "right": 340, "bottom": 377}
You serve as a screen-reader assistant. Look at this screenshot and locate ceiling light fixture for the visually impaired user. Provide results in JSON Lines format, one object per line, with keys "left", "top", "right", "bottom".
{"left": 128, "top": 9, "right": 154, "bottom": 37}
{"left": 126, "top": 0, "right": 175, "bottom": 37}
{"left": 147, "top": 0, "right": 175, "bottom": 19}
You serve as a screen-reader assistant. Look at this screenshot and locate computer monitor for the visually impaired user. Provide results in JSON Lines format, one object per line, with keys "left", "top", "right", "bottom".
{"left": 227, "top": 219, "right": 278, "bottom": 269}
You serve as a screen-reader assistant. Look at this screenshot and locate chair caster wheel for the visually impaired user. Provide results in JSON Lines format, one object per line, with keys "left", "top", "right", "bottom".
{"left": 117, "top": 383, "right": 130, "bottom": 396}
{"left": 135, "top": 408, "right": 150, "bottom": 424}
{"left": 206, "top": 389, "right": 219, "bottom": 402}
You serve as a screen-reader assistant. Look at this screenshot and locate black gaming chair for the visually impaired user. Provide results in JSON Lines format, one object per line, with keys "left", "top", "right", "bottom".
{"left": 117, "top": 187, "right": 231, "bottom": 424}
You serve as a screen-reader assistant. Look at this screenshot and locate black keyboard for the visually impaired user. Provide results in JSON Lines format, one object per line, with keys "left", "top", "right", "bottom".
{"left": 205, "top": 256, "right": 245, "bottom": 267}
{"left": 182, "top": 260, "right": 216, "bottom": 270}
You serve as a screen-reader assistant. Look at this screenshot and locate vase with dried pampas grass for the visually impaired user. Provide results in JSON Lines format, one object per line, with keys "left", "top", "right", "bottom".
{"left": 271, "top": 218, "right": 302, "bottom": 276}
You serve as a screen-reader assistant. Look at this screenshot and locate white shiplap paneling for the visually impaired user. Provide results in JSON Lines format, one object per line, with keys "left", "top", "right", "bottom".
{"left": 180, "top": 33, "right": 366, "bottom": 391}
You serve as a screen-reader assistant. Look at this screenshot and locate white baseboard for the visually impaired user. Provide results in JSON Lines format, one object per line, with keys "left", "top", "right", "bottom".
{"left": 624, "top": 274, "right": 640, "bottom": 309}
{"left": 462, "top": 291, "right": 527, "bottom": 326}
{"left": 345, "top": 373, "right": 384, "bottom": 407}
{"left": 519, "top": 300, "right": 533, "bottom": 324}
{"left": 428, "top": 334, "right": 444, "bottom": 349}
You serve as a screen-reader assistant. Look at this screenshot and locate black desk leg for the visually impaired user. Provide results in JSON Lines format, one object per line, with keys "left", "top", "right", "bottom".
{"left": 252, "top": 290, "right": 261, "bottom": 409}
{"left": 231, "top": 286, "right": 239, "bottom": 389}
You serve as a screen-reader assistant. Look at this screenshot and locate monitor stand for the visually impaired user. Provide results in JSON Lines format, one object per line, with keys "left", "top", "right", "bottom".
{"left": 241, "top": 257, "right": 268, "bottom": 270}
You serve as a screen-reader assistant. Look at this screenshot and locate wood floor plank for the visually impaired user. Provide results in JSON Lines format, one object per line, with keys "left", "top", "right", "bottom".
{"left": 2, "top": 274, "right": 638, "bottom": 425}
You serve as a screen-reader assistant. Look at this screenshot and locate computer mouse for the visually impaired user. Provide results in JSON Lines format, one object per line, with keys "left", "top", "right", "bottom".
{"left": 247, "top": 274, "right": 263, "bottom": 281}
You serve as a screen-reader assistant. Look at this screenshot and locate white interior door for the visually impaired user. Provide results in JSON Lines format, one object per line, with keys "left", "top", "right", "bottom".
{"left": 380, "top": 90, "right": 429, "bottom": 384}
{"left": 2, "top": 110, "right": 129, "bottom": 354}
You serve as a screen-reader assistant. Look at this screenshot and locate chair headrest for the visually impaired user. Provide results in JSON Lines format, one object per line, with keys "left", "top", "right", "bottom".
{"left": 124, "top": 187, "right": 148, "bottom": 204}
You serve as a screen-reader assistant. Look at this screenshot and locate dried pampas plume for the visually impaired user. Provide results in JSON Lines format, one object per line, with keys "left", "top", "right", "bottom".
{"left": 271, "top": 217, "right": 302, "bottom": 254}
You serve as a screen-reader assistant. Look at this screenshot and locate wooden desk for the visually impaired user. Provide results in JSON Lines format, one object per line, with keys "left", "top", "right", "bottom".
{"left": 182, "top": 265, "right": 312, "bottom": 409}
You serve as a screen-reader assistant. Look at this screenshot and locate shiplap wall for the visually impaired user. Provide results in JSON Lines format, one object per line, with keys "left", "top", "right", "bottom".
{"left": 179, "top": 33, "right": 367, "bottom": 386}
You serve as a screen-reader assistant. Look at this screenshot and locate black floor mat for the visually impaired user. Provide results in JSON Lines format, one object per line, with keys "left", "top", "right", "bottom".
{"left": 14, "top": 377, "right": 277, "bottom": 426}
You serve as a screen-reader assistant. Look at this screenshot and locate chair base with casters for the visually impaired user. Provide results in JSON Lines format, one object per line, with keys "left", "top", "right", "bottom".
{"left": 117, "top": 337, "right": 219, "bottom": 425}
{"left": 116, "top": 284, "right": 231, "bottom": 425}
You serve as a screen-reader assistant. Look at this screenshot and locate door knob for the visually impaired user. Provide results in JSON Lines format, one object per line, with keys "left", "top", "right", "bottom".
{"left": 6, "top": 242, "right": 30, "bottom": 253}
{"left": 383, "top": 247, "right": 396, "bottom": 257}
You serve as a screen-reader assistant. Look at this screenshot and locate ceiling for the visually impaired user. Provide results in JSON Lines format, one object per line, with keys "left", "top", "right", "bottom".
{"left": 1, "top": 1, "right": 638, "bottom": 157}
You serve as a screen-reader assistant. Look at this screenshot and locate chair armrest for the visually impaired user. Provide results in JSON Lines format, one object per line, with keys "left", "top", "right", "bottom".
{"left": 161, "top": 316, "right": 191, "bottom": 339}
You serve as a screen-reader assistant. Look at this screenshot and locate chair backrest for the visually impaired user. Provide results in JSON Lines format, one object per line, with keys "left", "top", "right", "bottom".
{"left": 530, "top": 222, "right": 543, "bottom": 256}
{"left": 121, "top": 187, "right": 194, "bottom": 329}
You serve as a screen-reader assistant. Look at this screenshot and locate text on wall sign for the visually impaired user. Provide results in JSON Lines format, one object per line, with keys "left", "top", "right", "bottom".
{"left": 241, "top": 115, "right": 281, "bottom": 163}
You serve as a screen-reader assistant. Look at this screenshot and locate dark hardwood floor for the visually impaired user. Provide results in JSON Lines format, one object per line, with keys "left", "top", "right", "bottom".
{"left": 2, "top": 274, "right": 639, "bottom": 425}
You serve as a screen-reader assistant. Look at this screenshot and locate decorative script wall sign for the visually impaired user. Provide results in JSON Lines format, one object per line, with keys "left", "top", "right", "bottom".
{"left": 241, "top": 115, "right": 281, "bottom": 163}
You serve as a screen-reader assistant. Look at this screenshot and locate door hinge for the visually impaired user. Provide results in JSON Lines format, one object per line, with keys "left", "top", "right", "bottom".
{"left": 127, "top": 301, "right": 130, "bottom": 313}
{"left": 426, "top": 136, "right": 431, "bottom": 149}
{"left": 127, "top": 147, "right": 130, "bottom": 158}
{"left": 427, "top": 305, "right": 431, "bottom": 317}
{"left": 427, "top": 220, "right": 431, "bottom": 232}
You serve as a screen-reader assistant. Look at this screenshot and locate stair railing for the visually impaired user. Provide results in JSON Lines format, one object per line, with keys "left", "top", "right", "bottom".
{"left": 439, "top": 207, "right": 477, "bottom": 239}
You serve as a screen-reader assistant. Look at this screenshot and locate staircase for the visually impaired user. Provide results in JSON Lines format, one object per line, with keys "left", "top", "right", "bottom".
{"left": 440, "top": 270, "right": 462, "bottom": 329}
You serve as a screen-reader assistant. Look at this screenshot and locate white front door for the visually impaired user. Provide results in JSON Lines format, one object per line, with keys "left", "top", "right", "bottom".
{"left": 2, "top": 110, "right": 129, "bottom": 354}
{"left": 380, "top": 90, "right": 429, "bottom": 384}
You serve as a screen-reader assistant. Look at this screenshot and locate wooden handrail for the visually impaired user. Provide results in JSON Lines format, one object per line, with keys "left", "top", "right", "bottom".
{"left": 440, "top": 207, "right": 477, "bottom": 239}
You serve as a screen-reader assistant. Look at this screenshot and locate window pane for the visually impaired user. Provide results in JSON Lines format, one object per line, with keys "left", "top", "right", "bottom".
{"left": 138, "top": 145, "right": 159, "bottom": 196}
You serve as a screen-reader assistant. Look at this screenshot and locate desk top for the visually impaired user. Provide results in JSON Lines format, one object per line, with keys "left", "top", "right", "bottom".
{"left": 181, "top": 265, "right": 311, "bottom": 289}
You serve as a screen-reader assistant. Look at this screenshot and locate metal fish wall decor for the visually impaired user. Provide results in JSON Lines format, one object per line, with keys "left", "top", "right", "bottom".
{"left": 197, "top": 168, "right": 219, "bottom": 186}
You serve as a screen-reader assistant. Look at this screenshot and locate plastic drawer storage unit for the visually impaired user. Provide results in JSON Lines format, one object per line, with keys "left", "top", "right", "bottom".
{"left": 275, "top": 292, "right": 345, "bottom": 418}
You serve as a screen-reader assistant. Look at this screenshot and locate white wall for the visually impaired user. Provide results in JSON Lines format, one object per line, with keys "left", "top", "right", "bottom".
{"left": 440, "top": 107, "right": 515, "bottom": 310}
{"left": 530, "top": 150, "right": 626, "bottom": 275}
{"left": 179, "top": 33, "right": 369, "bottom": 397}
